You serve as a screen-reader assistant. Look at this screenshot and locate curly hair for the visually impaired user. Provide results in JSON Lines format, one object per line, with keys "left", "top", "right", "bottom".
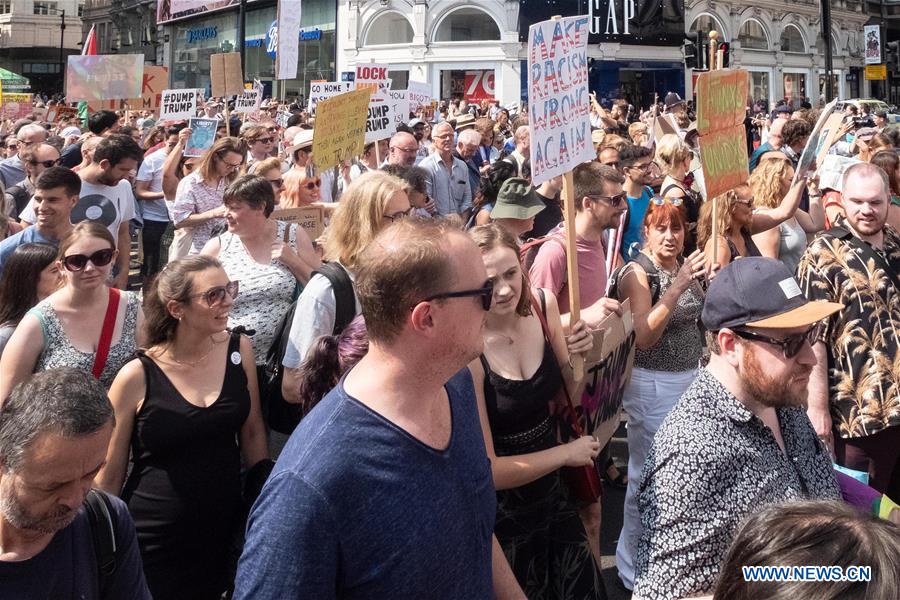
{"left": 749, "top": 157, "right": 793, "bottom": 209}
{"left": 696, "top": 184, "right": 751, "bottom": 250}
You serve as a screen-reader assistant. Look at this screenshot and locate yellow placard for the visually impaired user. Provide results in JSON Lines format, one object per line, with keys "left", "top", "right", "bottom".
{"left": 312, "top": 88, "right": 373, "bottom": 171}
{"left": 865, "top": 64, "right": 887, "bottom": 81}
{"left": 271, "top": 206, "right": 325, "bottom": 242}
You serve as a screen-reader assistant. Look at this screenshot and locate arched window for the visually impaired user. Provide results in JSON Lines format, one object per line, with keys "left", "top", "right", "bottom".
{"left": 690, "top": 14, "right": 727, "bottom": 41}
{"left": 739, "top": 20, "right": 768, "bottom": 50}
{"left": 780, "top": 25, "right": 806, "bottom": 53}
{"left": 434, "top": 7, "right": 501, "bottom": 42}
{"left": 365, "top": 11, "right": 414, "bottom": 46}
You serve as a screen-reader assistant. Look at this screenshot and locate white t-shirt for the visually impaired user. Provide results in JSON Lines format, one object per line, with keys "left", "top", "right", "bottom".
{"left": 135, "top": 148, "right": 170, "bottom": 222}
{"left": 22, "top": 179, "right": 136, "bottom": 240}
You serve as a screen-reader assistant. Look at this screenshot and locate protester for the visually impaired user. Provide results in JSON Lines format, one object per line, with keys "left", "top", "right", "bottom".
{"left": 0, "top": 123, "right": 49, "bottom": 188}
{"left": 749, "top": 117, "right": 785, "bottom": 172}
{"left": 202, "top": 174, "right": 319, "bottom": 364}
{"left": 387, "top": 131, "right": 419, "bottom": 167}
{"left": 526, "top": 174, "right": 563, "bottom": 239}
{"left": 419, "top": 121, "right": 472, "bottom": 217}
{"left": 489, "top": 177, "right": 546, "bottom": 238}
{"left": 633, "top": 257, "right": 843, "bottom": 600}
{"left": 72, "top": 135, "right": 102, "bottom": 173}
{"left": 161, "top": 126, "right": 199, "bottom": 261}
{"left": 503, "top": 125, "right": 530, "bottom": 177}
{"left": 466, "top": 223, "right": 604, "bottom": 599}
{"left": 474, "top": 117, "right": 498, "bottom": 168}
{"left": 869, "top": 149, "right": 900, "bottom": 231}
{"left": 713, "top": 501, "right": 900, "bottom": 600}
{"left": 619, "top": 145, "right": 656, "bottom": 260}
{"left": 97, "top": 255, "right": 269, "bottom": 600}
{"left": 656, "top": 134, "right": 701, "bottom": 253}
{"left": 778, "top": 119, "right": 812, "bottom": 169}
{"left": 382, "top": 164, "right": 436, "bottom": 216}
{"left": 0, "top": 368, "right": 151, "bottom": 598}
{"left": 135, "top": 124, "right": 184, "bottom": 280}
{"left": 281, "top": 170, "right": 321, "bottom": 209}
{"left": 235, "top": 218, "right": 524, "bottom": 598}
{"left": 0, "top": 167, "right": 79, "bottom": 273}
{"left": 242, "top": 124, "right": 275, "bottom": 170}
{"left": 798, "top": 162, "right": 900, "bottom": 501}
{"left": 280, "top": 171, "right": 410, "bottom": 403}
{"left": 0, "top": 222, "right": 145, "bottom": 399}
{"left": 172, "top": 137, "right": 246, "bottom": 255}
{"left": 455, "top": 128, "right": 482, "bottom": 198}
{"left": 249, "top": 156, "right": 286, "bottom": 200}
{"left": 749, "top": 156, "right": 825, "bottom": 273}
{"left": 58, "top": 110, "right": 119, "bottom": 169}
{"left": 294, "top": 315, "right": 369, "bottom": 412}
{"left": 3, "top": 142, "right": 59, "bottom": 221}
{"left": 0, "top": 243, "right": 59, "bottom": 356}
{"left": 469, "top": 160, "right": 517, "bottom": 228}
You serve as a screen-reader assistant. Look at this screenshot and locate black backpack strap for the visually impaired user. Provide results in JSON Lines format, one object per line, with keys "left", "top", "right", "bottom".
{"left": 313, "top": 262, "right": 355, "bottom": 335}
{"left": 84, "top": 489, "right": 118, "bottom": 598}
{"left": 633, "top": 253, "right": 663, "bottom": 305}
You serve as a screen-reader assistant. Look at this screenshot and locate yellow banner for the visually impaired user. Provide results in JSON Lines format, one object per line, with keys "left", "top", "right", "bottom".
{"left": 865, "top": 64, "right": 887, "bottom": 81}
{"left": 312, "top": 87, "right": 373, "bottom": 171}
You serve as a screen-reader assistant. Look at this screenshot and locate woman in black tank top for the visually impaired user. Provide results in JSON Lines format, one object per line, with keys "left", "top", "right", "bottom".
{"left": 467, "top": 224, "right": 607, "bottom": 600}
{"left": 97, "top": 256, "right": 270, "bottom": 600}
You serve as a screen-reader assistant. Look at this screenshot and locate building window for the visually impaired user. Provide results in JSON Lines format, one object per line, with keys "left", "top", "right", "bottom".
{"left": 34, "top": 1, "right": 59, "bottom": 15}
{"left": 749, "top": 71, "right": 770, "bottom": 103}
{"left": 78, "top": 3, "right": 84, "bottom": 17}
{"left": 739, "top": 20, "right": 768, "bottom": 50}
{"left": 783, "top": 72, "right": 806, "bottom": 105}
{"left": 0, "top": 1, "right": 11, "bottom": 15}
{"left": 780, "top": 25, "right": 806, "bottom": 53}
{"left": 434, "top": 7, "right": 501, "bottom": 42}
{"left": 690, "top": 14, "right": 727, "bottom": 42}
{"left": 365, "top": 11, "right": 413, "bottom": 46}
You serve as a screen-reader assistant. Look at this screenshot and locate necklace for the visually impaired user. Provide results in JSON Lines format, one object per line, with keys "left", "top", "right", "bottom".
{"left": 168, "top": 336, "right": 217, "bottom": 367}
{"left": 486, "top": 331, "right": 515, "bottom": 346}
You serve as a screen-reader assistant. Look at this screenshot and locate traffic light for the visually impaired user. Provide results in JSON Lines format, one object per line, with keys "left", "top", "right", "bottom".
{"left": 888, "top": 41, "right": 900, "bottom": 75}
{"left": 684, "top": 32, "right": 706, "bottom": 70}
{"left": 719, "top": 42, "right": 730, "bottom": 68}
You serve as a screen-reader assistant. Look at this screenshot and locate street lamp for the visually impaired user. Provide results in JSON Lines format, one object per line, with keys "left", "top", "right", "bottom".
{"left": 41, "top": 7, "right": 67, "bottom": 80}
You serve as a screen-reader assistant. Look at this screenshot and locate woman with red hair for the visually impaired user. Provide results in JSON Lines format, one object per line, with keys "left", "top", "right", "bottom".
{"left": 609, "top": 199, "right": 708, "bottom": 591}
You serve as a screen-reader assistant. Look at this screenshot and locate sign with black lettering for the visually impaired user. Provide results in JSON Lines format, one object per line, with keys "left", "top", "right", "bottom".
{"left": 234, "top": 88, "right": 262, "bottom": 114}
{"left": 365, "top": 99, "right": 396, "bottom": 143}
{"left": 160, "top": 88, "right": 200, "bottom": 121}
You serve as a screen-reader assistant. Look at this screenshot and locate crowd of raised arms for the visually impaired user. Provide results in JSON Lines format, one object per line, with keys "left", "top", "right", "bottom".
{"left": 0, "top": 91, "right": 900, "bottom": 600}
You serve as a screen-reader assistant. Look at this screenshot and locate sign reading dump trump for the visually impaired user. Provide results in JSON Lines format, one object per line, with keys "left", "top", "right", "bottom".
{"left": 160, "top": 89, "right": 200, "bottom": 121}
{"left": 527, "top": 16, "right": 594, "bottom": 185}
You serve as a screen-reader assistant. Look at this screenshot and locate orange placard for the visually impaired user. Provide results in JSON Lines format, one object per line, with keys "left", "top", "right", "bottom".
{"left": 695, "top": 70, "right": 749, "bottom": 136}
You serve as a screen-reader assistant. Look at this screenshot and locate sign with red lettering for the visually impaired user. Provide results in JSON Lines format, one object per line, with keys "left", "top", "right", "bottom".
{"left": 463, "top": 71, "right": 495, "bottom": 102}
{"left": 355, "top": 63, "right": 390, "bottom": 102}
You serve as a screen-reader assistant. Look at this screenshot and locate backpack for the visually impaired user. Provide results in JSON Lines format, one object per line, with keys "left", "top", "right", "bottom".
{"left": 607, "top": 253, "right": 675, "bottom": 305}
{"left": 519, "top": 229, "right": 568, "bottom": 287}
{"left": 263, "top": 261, "right": 355, "bottom": 434}
{"left": 84, "top": 489, "right": 120, "bottom": 598}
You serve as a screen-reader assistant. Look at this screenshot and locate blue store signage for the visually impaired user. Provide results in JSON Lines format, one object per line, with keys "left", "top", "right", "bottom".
{"left": 257, "top": 21, "right": 322, "bottom": 58}
{"left": 186, "top": 26, "right": 218, "bottom": 43}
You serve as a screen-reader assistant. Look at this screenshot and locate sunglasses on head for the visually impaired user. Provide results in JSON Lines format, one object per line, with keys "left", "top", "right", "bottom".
{"left": 651, "top": 196, "right": 683, "bottom": 207}
{"left": 730, "top": 323, "right": 822, "bottom": 359}
{"left": 190, "top": 281, "right": 240, "bottom": 307}
{"left": 62, "top": 248, "right": 114, "bottom": 271}
{"left": 424, "top": 280, "right": 494, "bottom": 311}
{"left": 29, "top": 159, "right": 58, "bottom": 168}
{"left": 304, "top": 178, "right": 322, "bottom": 190}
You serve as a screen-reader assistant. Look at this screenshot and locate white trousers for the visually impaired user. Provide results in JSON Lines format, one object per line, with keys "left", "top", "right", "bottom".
{"left": 615, "top": 366, "right": 697, "bottom": 590}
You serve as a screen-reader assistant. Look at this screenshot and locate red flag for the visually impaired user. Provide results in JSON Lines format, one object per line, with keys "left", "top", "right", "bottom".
{"left": 82, "top": 24, "right": 97, "bottom": 56}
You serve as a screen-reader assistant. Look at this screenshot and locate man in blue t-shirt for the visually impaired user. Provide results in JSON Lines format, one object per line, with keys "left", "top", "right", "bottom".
{"left": 0, "top": 167, "right": 80, "bottom": 275}
{"left": 620, "top": 145, "right": 656, "bottom": 261}
{"left": 0, "top": 368, "right": 151, "bottom": 599}
{"left": 235, "top": 219, "right": 524, "bottom": 599}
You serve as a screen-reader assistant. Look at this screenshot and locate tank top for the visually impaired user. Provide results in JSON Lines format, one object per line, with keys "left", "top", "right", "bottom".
{"left": 726, "top": 230, "right": 761, "bottom": 262}
{"left": 778, "top": 218, "right": 807, "bottom": 274}
{"left": 28, "top": 292, "right": 140, "bottom": 389}
{"left": 218, "top": 220, "right": 298, "bottom": 365}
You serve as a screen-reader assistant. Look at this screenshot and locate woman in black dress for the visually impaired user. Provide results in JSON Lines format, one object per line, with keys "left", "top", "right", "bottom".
{"left": 97, "top": 255, "right": 269, "bottom": 599}
{"left": 467, "top": 224, "right": 606, "bottom": 599}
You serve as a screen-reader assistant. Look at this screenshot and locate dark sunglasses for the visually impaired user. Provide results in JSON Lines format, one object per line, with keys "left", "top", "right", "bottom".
{"left": 588, "top": 191, "right": 627, "bottom": 207}
{"left": 730, "top": 323, "right": 822, "bottom": 359}
{"left": 190, "top": 281, "right": 240, "bottom": 307}
{"left": 255, "top": 137, "right": 274, "bottom": 144}
{"left": 268, "top": 177, "right": 284, "bottom": 187}
{"left": 6, "top": 143, "right": 18, "bottom": 149}
{"left": 304, "top": 178, "right": 322, "bottom": 190}
{"left": 424, "top": 280, "right": 494, "bottom": 311}
{"left": 29, "top": 159, "right": 58, "bottom": 168}
{"left": 62, "top": 248, "right": 114, "bottom": 271}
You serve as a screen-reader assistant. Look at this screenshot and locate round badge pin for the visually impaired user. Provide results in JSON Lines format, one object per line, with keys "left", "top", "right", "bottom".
{"left": 230, "top": 351, "right": 241, "bottom": 365}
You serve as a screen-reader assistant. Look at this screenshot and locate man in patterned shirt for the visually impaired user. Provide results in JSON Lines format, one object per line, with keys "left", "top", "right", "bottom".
{"left": 798, "top": 162, "right": 900, "bottom": 502}
{"left": 633, "top": 258, "right": 843, "bottom": 600}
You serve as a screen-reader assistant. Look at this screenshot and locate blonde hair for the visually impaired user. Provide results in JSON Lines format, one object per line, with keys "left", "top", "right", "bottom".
{"left": 324, "top": 171, "right": 406, "bottom": 270}
{"left": 281, "top": 169, "right": 317, "bottom": 209}
{"left": 749, "top": 158, "right": 792, "bottom": 209}
{"left": 696, "top": 184, "right": 751, "bottom": 250}
{"left": 628, "top": 122, "right": 648, "bottom": 145}
{"left": 656, "top": 134, "right": 692, "bottom": 174}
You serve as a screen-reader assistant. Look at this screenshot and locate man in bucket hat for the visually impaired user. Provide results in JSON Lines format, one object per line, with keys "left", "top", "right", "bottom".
{"left": 632, "top": 257, "right": 843, "bottom": 600}
{"left": 489, "top": 177, "right": 545, "bottom": 238}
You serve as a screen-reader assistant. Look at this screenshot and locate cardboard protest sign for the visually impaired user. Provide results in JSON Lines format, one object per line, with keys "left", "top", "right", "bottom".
{"left": 50, "top": 106, "right": 78, "bottom": 123}
{"left": 160, "top": 89, "right": 200, "bottom": 121}
{"left": 1, "top": 94, "right": 32, "bottom": 120}
{"left": 210, "top": 53, "right": 244, "bottom": 97}
{"left": 527, "top": 16, "right": 594, "bottom": 185}
{"left": 312, "top": 88, "right": 373, "bottom": 171}
{"left": 793, "top": 99, "right": 837, "bottom": 186}
{"left": 819, "top": 154, "right": 863, "bottom": 192}
{"left": 816, "top": 112, "right": 845, "bottom": 168}
{"left": 276, "top": 1, "right": 302, "bottom": 80}
{"left": 389, "top": 90, "right": 410, "bottom": 130}
{"left": 355, "top": 63, "right": 391, "bottom": 102}
{"left": 271, "top": 206, "right": 325, "bottom": 242}
{"left": 695, "top": 69, "right": 750, "bottom": 199}
{"left": 653, "top": 114, "right": 679, "bottom": 142}
{"left": 365, "top": 99, "right": 397, "bottom": 143}
{"left": 66, "top": 55, "right": 144, "bottom": 102}
{"left": 184, "top": 117, "right": 219, "bottom": 157}
{"left": 308, "top": 81, "right": 354, "bottom": 115}
{"left": 85, "top": 66, "right": 169, "bottom": 112}
{"left": 234, "top": 88, "right": 262, "bottom": 114}
{"left": 406, "top": 80, "right": 431, "bottom": 112}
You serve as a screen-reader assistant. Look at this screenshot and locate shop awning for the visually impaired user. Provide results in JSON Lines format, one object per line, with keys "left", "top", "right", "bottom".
{"left": 0, "top": 68, "right": 30, "bottom": 91}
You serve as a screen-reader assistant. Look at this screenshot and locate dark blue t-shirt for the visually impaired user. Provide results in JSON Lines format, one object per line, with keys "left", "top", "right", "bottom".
{"left": 234, "top": 368, "right": 496, "bottom": 599}
{"left": 0, "top": 493, "right": 151, "bottom": 599}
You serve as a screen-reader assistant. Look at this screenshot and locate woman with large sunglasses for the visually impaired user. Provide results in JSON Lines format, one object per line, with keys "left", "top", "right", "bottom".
{"left": 0, "top": 222, "right": 145, "bottom": 399}
{"left": 280, "top": 168, "right": 321, "bottom": 209}
{"left": 172, "top": 136, "right": 247, "bottom": 255}
{"left": 96, "top": 255, "right": 269, "bottom": 600}
{"left": 608, "top": 199, "right": 707, "bottom": 591}
{"left": 466, "top": 223, "right": 605, "bottom": 600}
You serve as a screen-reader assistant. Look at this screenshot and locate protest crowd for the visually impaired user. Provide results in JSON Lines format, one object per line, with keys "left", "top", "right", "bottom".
{"left": 3, "top": 39, "right": 900, "bottom": 600}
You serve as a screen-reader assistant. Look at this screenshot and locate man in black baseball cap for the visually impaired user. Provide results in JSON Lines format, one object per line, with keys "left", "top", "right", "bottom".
{"left": 633, "top": 257, "right": 843, "bottom": 600}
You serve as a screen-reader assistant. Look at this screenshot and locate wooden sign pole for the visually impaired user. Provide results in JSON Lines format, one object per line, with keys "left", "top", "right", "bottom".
{"left": 561, "top": 170, "right": 584, "bottom": 380}
{"left": 374, "top": 139, "right": 381, "bottom": 165}
{"left": 708, "top": 31, "right": 719, "bottom": 266}
{"left": 223, "top": 103, "right": 231, "bottom": 138}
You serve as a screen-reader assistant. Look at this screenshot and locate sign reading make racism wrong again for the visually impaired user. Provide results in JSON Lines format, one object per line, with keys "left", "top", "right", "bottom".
{"left": 518, "top": 0, "right": 685, "bottom": 46}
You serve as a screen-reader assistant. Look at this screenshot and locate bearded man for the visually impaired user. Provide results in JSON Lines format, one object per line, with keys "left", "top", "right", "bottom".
{"left": 631, "top": 257, "right": 844, "bottom": 600}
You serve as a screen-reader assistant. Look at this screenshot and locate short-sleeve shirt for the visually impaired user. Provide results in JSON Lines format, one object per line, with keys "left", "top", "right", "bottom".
{"left": 234, "top": 368, "right": 496, "bottom": 599}
{"left": 20, "top": 179, "right": 136, "bottom": 241}
{"left": 0, "top": 493, "right": 152, "bottom": 599}
{"left": 172, "top": 171, "right": 226, "bottom": 254}
{"left": 622, "top": 186, "right": 653, "bottom": 260}
{"left": 633, "top": 369, "right": 841, "bottom": 600}
{"left": 419, "top": 153, "right": 473, "bottom": 216}
{"left": 0, "top": 226, "right": 55, "bottom": 275}
{"left": 0, "top": 154, "right": 25, "bottom": 189}
{"left": 796, "top": 216, "right": 900, "bottom": 439}
{"left": 135, "top": 147, "right": 170, "bottom": 222}
{"left": 528, "top": 226, "right": 608, "bottom": 315}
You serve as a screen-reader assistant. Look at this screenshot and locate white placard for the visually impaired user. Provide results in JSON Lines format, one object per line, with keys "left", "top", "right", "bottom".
{"left": 308, "top": 81, "right": 355, "bottom": 114}
{"left": 406, "top": 80, "right": 431, "bottom": 112}
{"left": 389, "top": 90, "right": 410, "bottom": 129}
{"left": 365, "top": 99, "right": 397, "bottom": 143}
{"left": 276, "top": 1, "right": 302, "bottom": 80}
{"left": 159, "top": 88, "right": 200, "bottom": 121}
{"left": 234, "top": 88, "right": 262, "bottom": 114}
{"left": 355, "top": 63, "right": 391, "bottom": 103}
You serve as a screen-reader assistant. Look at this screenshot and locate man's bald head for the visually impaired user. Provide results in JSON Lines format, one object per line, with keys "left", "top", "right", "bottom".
{"left": 388, "top": 131, "right": 419, "bottom": 167}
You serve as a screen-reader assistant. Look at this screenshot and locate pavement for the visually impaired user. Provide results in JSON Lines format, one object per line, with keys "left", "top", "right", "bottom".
{"left": 601, "top": 420, "right": 633, "bottom": 600}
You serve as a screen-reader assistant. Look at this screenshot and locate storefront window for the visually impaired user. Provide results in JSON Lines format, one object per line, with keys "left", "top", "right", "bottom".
{"left": 434, "top": 8, "right": 500, "bottom": 42}
{"left": 780, "top": 26, "right": 805, "bottom": 53}
{"left": 389, "top": 70, "right": 409, "bottom": 90}
{"left": 441, "top": 69, "right": 496, "bottom": 101}
{"left": 171, "top": 12, "right": 237, "bottom": 92}
{"left": 749, "top": 71, "right": 770, "bottom": 105}
{"left": 739, "top": 20, "right": 768, "bottom": 50}
{"left": 366, "top": 12, "right": 414, "bottom": 45}
{"left": 783, "top": 73, "right": 806, "bottom": 106}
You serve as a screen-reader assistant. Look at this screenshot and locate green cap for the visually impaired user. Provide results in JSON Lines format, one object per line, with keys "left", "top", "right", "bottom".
{"left": 491, "top": 178, "right": 545, "bottom": 221}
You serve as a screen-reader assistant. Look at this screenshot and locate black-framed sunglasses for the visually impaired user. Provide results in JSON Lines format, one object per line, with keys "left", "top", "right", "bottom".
{"left": 383, "top": 207, "right": 414, "bottom": 222}
{"left": 730, "top": 323, "right": 822, "bottom": 359}
{"left": 424, "top": 280, "right": 494, "bottom": 311}
{"left": 191, "top": 281, "right": 240, "bottom": 307}
{"left": 29, "top": 158, "right": 58, "bottom": 168}
{"left": 588, "top": 191, "right": 627, "bottom": 207}
{"left": 268, "top": 177, "right": 284, "bottom": 188}
{"left": 62, "top": 248, "right": 114, "bottom": 271}
{"left": 255, "top": 137, "right": 274, "bottom": 144}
